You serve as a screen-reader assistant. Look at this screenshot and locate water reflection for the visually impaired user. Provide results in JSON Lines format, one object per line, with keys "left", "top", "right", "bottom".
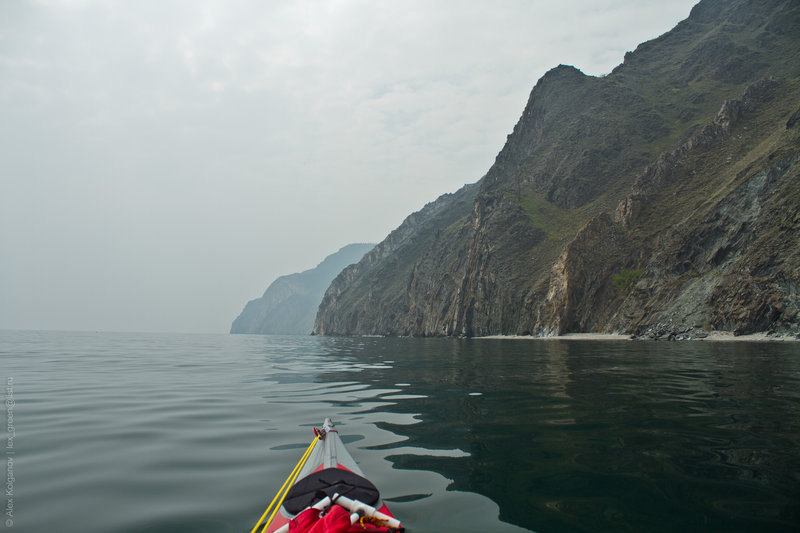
{"left": 317, "top": 337, "right": 800, "bottom": 533}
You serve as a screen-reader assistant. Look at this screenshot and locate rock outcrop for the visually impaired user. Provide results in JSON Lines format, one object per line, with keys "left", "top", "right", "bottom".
{"left": 231, "top": 243, "right": 374, "bottom": 335}
{"left": 313, "top": 0, "right": 800, "bottom": 339}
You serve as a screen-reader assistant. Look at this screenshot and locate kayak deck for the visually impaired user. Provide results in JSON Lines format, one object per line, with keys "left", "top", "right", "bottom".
{"left": 258, "top": 419, "right": 403, "bottom": 533}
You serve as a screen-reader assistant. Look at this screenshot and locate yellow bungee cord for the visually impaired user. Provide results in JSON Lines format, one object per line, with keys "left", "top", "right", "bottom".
{"left": 250, "top": 435, "right": 319, "bottom": 533}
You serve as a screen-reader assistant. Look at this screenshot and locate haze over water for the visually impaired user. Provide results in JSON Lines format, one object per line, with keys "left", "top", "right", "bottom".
{"left": 1, "top": 330, "right": 798, "bottom": 532}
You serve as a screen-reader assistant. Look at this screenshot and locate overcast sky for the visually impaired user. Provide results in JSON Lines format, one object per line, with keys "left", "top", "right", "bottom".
{"left": 1, "top": 0, "right": 698, "bottom": 334}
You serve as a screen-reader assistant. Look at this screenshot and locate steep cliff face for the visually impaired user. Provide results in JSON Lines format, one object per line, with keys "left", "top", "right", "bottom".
{"left": 231, "top": 243, "right": 374, "bottom": 335}
{"left": 314, "top": 0, "right": 800, "bottom": 338}
{"left": 313, "top": 185, "right": 477, "bottom": 335}
{"left": 544, "top": 78, "right": 800, "bottom": 337}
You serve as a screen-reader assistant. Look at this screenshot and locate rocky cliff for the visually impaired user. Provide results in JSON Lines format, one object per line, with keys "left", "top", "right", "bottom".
{"left": 231, "top": 243, "right": 374, "bottom": 335}
{"left": 543, "top": 78, "right": 800, "bottom": 338}
{"left": 313, "top": 0, "right": 800, "bottom": 338}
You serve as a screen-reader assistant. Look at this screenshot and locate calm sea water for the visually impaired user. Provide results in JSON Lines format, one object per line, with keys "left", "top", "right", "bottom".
{"left": 1, "top": 331, "right": 798, "bottom": 533}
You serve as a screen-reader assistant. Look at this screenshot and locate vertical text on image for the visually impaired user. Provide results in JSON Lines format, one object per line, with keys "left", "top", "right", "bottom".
{"left": 5, "top": 377, "right": 15, "bottom": 528}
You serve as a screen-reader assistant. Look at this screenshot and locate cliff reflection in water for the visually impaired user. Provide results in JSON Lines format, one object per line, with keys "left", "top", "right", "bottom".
{"left": 319, "top": 337, "right": 800, "bottom": 533}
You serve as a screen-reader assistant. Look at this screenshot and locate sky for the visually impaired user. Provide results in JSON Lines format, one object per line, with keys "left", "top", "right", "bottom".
{"left": 0, "top": 0, "right": 698, "bottom": 334}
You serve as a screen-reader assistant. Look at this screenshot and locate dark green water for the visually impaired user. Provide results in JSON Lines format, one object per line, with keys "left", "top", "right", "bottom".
{"left": 1, "top": 331, "right": 798, "bottom": 532}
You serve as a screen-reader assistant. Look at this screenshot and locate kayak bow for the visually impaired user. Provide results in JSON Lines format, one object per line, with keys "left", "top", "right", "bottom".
{"left": 253, "top": 419, "right": 404, "bottom": 533}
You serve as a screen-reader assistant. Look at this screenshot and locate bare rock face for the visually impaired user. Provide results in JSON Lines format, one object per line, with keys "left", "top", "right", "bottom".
{"left": 540, "top": 213, "right": 632, "bottom": 335}
{"left": 573, "top": 78, "right": 800, "bottom": 339}
{"left": 313, "top": 0, "right": 800, "bottom": 339}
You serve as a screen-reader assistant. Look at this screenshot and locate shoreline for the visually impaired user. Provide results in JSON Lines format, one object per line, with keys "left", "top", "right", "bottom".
{"left": 475, "top": 332, "right": 799, "bottom": 342}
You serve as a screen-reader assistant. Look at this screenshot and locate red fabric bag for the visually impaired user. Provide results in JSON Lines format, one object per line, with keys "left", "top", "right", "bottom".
{"left": 308, "top": 505, "right": 351, "bottom": 533}
{"left": 288, "top": 507, "right": 320, "bottom": 532}
{"left": 289, "top": 504, "right": 352, "bottom": 533}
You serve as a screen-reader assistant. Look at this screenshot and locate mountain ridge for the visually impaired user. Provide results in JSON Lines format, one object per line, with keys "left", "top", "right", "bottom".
{"left": 231, "top": 243, "right": 374, "bottom": 335}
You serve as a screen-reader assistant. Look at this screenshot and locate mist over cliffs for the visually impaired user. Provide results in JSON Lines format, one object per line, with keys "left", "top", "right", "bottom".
{"left": 231, "top": 243, "right": 374, "bottom": 335}
{"left": 314, "top": 0, "right": 800, "bottom": 339}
